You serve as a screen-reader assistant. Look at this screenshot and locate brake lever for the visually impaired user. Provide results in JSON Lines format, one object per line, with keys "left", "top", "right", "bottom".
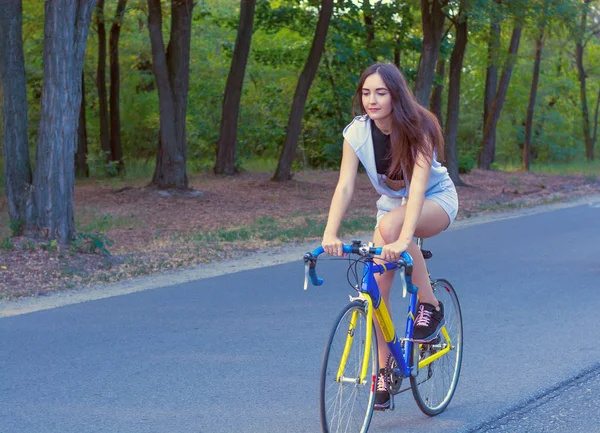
{"left": 303, "top": 261, "right": 310, "bottom": 291}
{"left": 399, "top": 266, "right": 408, "bottom": 298}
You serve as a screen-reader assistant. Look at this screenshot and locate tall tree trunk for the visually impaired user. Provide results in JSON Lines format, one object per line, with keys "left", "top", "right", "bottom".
{"left": 96, "top": 0, "right": 111, "bottom": 159}
{"left": 523, "top": 17, "right": 546, "bottom": 171}
{"left": 430, "top": 58, "right": 445, "bottom": 127}
{"left": 576, "top": 0, "right": 594, "bottom": 161}
{"left": 483, "top": 16, "right": 500, "bottom": 166}
{"left": 414, "top": 0, "right": 447, "bottom": 107}
{"left": 214, "top": 0, "right": 256, "bottom": 175}
{"left": 593, "top": 86, "right": 600, "bottom": 150}
{"left": 394, "top": 33, "right": 401, "bottom": 68}
{"left": 76, "top": 72, "right": 89, "bottom": 178}
{"left": 25, "top": 0, "right": 96, "bottom": 244}
{"left": 148, "top": 0, "right": 194, "bottom": 189}
{"left": 272, "top": 0, "right": 334, "bottom": 182}
{"left": 109, "top": 0, "right": 127, "bottom": 173}
{"left": 444, "top": 6, "right": 467, "bottom": 187}
{"left": 364, "top": 0, "right": 375, "bottom": 59}
{"left": 0, "top": 0, "right": 31, "bottom": 233}
{"left": 479, "top": 22, "right": 522, "bottom": 170}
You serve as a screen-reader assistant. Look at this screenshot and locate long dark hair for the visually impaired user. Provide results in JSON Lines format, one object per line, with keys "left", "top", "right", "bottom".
{"left": 352, "top": 63, "right": 444, "bottom": 181}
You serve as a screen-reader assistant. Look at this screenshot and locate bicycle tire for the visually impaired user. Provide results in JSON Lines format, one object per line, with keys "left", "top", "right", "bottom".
{"left": 320, "top": 300, "right": 378, "bottom": 433}
{"left": 410, "top": 278, "right": 463, "bottom": 416}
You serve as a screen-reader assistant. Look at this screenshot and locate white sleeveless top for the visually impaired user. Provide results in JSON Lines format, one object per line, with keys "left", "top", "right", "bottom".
{"left": 343, "top": 115, "right": 449, "bottom": 198}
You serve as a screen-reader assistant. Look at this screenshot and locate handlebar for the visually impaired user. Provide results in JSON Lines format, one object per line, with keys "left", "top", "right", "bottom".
{"left": 303, "top": 241, "right": 414, "bottom": 291}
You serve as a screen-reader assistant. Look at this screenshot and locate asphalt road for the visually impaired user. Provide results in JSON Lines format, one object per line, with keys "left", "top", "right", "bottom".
{"left": 1, "top": 197, "right": 600, "bottom": 433}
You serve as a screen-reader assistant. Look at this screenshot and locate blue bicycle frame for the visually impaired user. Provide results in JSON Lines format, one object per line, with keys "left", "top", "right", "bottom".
{"left": 304, "top": 243, "right": 420, "bottom": 378}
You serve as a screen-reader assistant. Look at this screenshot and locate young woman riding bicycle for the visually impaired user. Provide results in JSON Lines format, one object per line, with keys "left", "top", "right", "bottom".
{"left": 321, "top": 62, "right": 459, "bottom": 411}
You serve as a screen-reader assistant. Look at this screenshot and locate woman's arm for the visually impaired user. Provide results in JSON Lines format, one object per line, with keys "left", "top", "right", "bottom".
{"left": 322, "top": 139, "right": 359, "bottom": 256}
{"left": 397, "top": 151, "right": 431, "bottom": 245}
{"left": 381, "top": 150, "right": 431, "bottom": 261}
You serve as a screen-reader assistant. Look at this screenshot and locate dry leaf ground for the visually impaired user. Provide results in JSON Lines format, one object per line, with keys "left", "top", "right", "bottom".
{"left": 1, "top": 168, "right": 599, "bottom": 300}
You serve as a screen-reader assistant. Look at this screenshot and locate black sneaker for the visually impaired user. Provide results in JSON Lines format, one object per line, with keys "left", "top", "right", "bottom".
{"left": 374, "top": 368, "right": 390, "bottom": 411}
{"left": 413, "top": 302, "right": 445, "bottom": 342}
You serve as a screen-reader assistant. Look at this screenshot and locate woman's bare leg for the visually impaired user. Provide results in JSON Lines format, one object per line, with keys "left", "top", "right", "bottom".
{"left": 372, "top": 199, "right": 450, "bottom": 367}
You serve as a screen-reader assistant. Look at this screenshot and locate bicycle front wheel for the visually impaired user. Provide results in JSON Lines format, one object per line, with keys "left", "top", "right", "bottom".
{"left": 320, "top": 300, "right": 378, "bottom": 433}
{"left": 410, "top": 279, "right": 463, "bottom": 416}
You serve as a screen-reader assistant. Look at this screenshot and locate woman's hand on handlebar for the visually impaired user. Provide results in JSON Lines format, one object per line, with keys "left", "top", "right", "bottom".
{"left": 381, "top": 239, "right": 410, "bottom": 263}
{"left": 322, "top": 233, "right": 344, "bottom": 257}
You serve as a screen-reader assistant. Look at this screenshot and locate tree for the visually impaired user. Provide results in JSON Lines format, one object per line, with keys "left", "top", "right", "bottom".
{"left": 479, "top": 19, "right": 523, "bottom": 169}
{"left": 76, "top": 72, "right": 89, "bottom": 178}
{"left": 214, "top": 0, "right": 257, "bottom": 176}
{"left": 0, "top": 0, "right": 31, "bottom": 232}
{"left": 272, "top": 0, "right": 335, "bottom": 181}
{"left": 574, "top": 0, "right": 599, "bottom": 161}
{"left": 363, "top": 0, "right": 375, "bottom": 58}
{"left": 483, "top": 2, "right": 501, "bottom": 166}
{"left": 523, "top": 0, "right": 550, "bottom": 170}
{"left": 95, "top": 0, "right": 111, "bottom": 159}
{"left": 109, "top": 0, "right": 128, "bottom": 173}
{"left": 430, "top": 57, "right": 445, "bottom": 126}
{"left": 444, "top": 2, "right": 468, "bottom": 186}
{"left": 147, "top": 0, "right": 194, "bottom": 189}
{"left": 414, "top": 0, "right": 448, "bottom": 107}
{"left": 26, "top": 0, "right": 96, "bottom": 243}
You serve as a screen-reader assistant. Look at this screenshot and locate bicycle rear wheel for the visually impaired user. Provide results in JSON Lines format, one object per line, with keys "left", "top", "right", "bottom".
{"left": 320, "top": 300, "right": 378, "bottom": 433}
{"left": 410, "top": 279, "right": 463, "bottom": 416}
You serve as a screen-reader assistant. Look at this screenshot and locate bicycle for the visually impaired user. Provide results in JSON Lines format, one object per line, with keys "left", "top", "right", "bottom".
{"left": 303, "top": 239, "right": 463, "bottom": 433}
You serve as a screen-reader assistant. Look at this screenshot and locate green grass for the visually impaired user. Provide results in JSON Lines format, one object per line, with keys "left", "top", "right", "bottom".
{"left": 184, "top": 214, "right": 376, "bottom": 245}
{"left": 240, "top": 157, "right": 279, "bottom": 172}
{"left": 76, "top": 212, "right": 140, "bottom": 233}
{"left": 122, "top": 158, "right": 157, "bottom": 180}
{"left": 497, "top": 159, "right": 600, "bottom": 176}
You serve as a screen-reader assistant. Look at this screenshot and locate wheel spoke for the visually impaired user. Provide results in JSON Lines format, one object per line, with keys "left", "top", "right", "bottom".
{"left": 320, "top": 302, "right": 377, "bottom": 432}
{"left": 410, "top": 280, "right": 463, "bottom": 416}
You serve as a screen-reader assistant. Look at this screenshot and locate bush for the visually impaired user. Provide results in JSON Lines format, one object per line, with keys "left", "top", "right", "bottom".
{"left": 458, "top": 154, "right": 476, "bottom": 174}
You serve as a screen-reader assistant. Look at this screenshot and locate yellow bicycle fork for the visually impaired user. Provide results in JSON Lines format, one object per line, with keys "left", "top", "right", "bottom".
{"left": 336, "top": 294, "right": 453, "bottom": 383}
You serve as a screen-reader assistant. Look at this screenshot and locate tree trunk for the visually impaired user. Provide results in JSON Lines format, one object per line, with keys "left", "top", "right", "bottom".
{"left": 576, "top": 0, "right": 594, "bottom": 161}
{"left": 272, "top": 0, "right": 334, "bottom": 182}
{"left": 480, "top": 22, "right": 522, "bottom": 170}
{"left": 593, "top": 86, "right": 600, "bottom": 150}
{"left": 364, "top": 0, "right": 375, "bottom": 59}
{"left": 25, "top": 0, "right": 96, "bottom": 243}
{"left": 76, "top": 72, "right": 89, "bottom": 178}
{"left": 148, "top": 0, "right": 194, "bottom": 189}
{"left": 95, "top": 0, "right": 111, "bottom": 159}
{"left": 394, "top": 34, "right": 401, "bottom": 68}
{"left": 482, "top": 12, "right": 500, "bottom": 166}
{"left": 523, "top": 25, "right": 546, "bottom": 171}
{"left": 430, "top": 57, "right": 445, "bottom": 127}
{"left": 414, "top": 0, "right": 447, "bottom": 108}
{"left": 214, "top": 0, "right": 256, "bottom": 176}
{"left": 444, "top": 6, "right": 467, "bottom": 187}
{"left": 0, "top": 0, "right": 31, "bottom": 232}
{"left": 109, "top": 0, "right": 127, "bottom": 173}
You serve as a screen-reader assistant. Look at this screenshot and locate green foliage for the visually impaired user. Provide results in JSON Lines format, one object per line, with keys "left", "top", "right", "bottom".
{"left": 72, "top": 232, "right": 114, "bottom": 256}
{"left": 88, "top": 151, "right": 121, "bottom": 177}
{"left": 458, "top": 154, "right": 476, "bottom": 174}
{"left": 39, "top": 239, "right": 58, "bottom": 253}
{"left": 12, "top": 0, "right": 600, "bottom": 180}
{"left": 1, "top": 237, "right": 14, "bottom": 251}
{"left": 9, "top": 218, "right": 24, "bottom": 236}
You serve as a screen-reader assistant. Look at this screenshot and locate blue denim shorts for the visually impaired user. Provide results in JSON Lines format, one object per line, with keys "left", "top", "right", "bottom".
{"left": 375, "top": 177, "right": 459, "bottom": 228}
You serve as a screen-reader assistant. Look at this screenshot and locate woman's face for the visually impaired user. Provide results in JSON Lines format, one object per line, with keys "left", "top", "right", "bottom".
{"left": 361, "top": 73, "right": 393, "bottom": 125}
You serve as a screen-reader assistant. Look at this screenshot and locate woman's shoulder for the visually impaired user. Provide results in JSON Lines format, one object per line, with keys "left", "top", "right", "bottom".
{"left": 343, "top": 115, "right": 371, "bottom": 148}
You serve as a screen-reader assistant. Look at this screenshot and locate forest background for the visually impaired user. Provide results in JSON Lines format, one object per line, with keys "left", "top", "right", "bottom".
{"left": 1, "top": 0, "right": 600, "bottom": 299}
